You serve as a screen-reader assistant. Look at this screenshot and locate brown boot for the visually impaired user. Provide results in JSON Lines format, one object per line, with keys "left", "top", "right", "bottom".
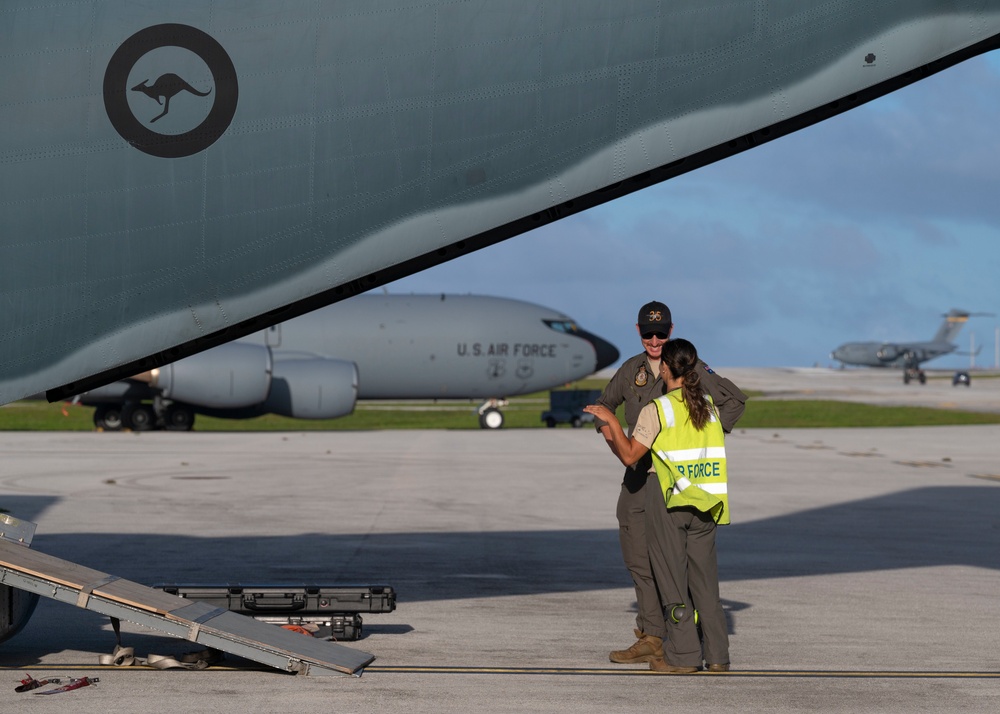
{"left": 609, "top": 629, "right": 664, "bottom": 664}
{"left": 649, "top": 657, "right": 699, "bottom": 674}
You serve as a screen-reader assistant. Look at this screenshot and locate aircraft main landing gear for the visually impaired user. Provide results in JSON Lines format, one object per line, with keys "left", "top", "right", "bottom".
{"left": 92, "top": 400, "right": 196, "bottom": 431}
{"left": 163, "top": 404, "right": 196, "bottom": 431}
{"left": 121, "top": 402, "right": 156, "bottom": 431}
{"left": 903, "top": 368, "right": 926, "bottom": 385}
{"left": 93, "top": 404, "right": 124, "bottom": 431}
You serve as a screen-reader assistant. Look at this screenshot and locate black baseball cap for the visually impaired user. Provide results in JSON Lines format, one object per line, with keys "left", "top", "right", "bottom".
{"left": 637, "top": 301, "right": 672, "bottom": 334}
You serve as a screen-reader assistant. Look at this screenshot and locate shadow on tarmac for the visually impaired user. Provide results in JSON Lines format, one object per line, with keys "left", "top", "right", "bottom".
{"left": 718, "top": 484, "right": 1000, "bottom": 580}
{"left": 6, "top": 485, "right": 999, "bottom": 604}
{"left": 3, "top": 486, "right": 998, "bottom": 666}
{"left": 0, "top": 495, "right": 58, "bottom": 525}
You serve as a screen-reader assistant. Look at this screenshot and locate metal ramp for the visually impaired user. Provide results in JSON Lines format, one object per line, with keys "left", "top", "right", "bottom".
{"left": 0, "top": 515, "right": 374, "bottom": 676}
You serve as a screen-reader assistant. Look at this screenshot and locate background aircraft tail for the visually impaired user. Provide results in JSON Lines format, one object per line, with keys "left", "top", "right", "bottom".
{"left": 932, "top": 310, "right": 971, "bottom": 345}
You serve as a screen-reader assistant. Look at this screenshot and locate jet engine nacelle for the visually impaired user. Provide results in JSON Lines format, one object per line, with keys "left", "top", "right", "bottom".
{"left": 263, "top": 358, "right": 358, "bottom": 419}
{"left": 876, "top": 344, "right": 900, "bottom": 362}
{"left": 154, "top": 342, "right": 272, "bottom": 409}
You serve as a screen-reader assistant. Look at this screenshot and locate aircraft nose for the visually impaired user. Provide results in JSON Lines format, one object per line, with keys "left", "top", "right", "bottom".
{"left": 576, "top": 329, "right": 619, "bottom": 371}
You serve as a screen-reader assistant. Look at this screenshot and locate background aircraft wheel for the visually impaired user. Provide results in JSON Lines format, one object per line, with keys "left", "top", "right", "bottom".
{"left": 545, "top": 417, "right": 557, "bottom": 428}
{"left": 479, "top": 408, "right": 504, "bottom": 429}
{"left": 122, "top": 403, "right": 156, "bottom": 431}
{"left": 903, "top": 372, "right": 911, "bottom": 385}
{"left": 918, "top": 372, "right": 926, "bottom": 385}
{"left": 93, "top": 405, "right": 124, "bottom": 431}
{"left": 163, "top": 405, "right": 195, "bottom": 431}
{"left": 570, "top": 416, "right": 583, "bottom": 428}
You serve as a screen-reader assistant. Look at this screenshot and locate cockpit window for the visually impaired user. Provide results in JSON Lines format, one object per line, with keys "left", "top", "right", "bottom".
{"left": 543, "top": 320, "right": 579, "bottom": 334}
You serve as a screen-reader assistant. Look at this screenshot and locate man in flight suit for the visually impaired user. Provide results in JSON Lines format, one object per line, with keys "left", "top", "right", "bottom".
{"left": 593, "top": 301, "right": 745, "bottom": 664}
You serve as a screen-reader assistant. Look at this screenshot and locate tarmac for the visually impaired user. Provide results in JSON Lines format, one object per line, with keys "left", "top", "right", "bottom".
{"left": 723, "top": 366, "right": 1000, "bottom": 413}
{"left": 1, "top": 367, "right": 999, "bottom": 712}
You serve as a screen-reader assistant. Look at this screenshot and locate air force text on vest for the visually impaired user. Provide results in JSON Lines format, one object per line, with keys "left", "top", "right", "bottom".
{"left": 675, "top": 461, "right": 722, "bottom": 479}
{"left": 457, "top": 342, "right": 558, "bottom": 357}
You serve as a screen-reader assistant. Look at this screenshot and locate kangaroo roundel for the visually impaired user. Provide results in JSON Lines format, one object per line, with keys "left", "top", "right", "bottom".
{"left": 104, "top": 24, "right": 238, "bottom": 158}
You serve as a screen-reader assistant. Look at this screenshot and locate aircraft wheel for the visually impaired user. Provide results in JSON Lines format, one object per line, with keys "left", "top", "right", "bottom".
{"left": 94, "top": 405, "right": 123, "bottom": 431}
{"left": 903, "top": 372, "right": 911, "bottom": 385}
{"left": 0, "top": 584, "right": 39, "bottom": 644}
{"left": 570, "top": 416, "right": 583, "bottom": 428}
{"left": 918, "top": 372, "right": 926, "bottom": 385}
{"left": 163, "top": 405, "right": 195, "bottom": 431}
{"left": 123, "top": 403, "right": 156, "bottom": 431}
{"left": 479, "top": 407, "right": 504, "bottom": 430}
{"left": 545, "top": 417, "right": 557, "bottom": 428}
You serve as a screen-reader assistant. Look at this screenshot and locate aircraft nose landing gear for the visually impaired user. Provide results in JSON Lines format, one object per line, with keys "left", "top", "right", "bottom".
{"left": 477, "top": 399, "right": 508, "bottom": 429}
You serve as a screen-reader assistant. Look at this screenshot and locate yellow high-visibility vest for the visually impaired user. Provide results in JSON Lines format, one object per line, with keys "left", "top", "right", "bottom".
{"left": 650, "top": 390, "right": 730, "bottom": 525}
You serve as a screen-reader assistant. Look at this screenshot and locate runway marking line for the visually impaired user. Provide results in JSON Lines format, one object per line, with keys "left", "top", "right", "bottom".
{"left": 363, "top": 666, "right": 1000, "bottom": 678}
{"left": 4, "top": 665, "right": 998, "bottom": 678}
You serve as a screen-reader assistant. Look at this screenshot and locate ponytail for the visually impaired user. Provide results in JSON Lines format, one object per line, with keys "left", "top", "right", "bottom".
{"left": 661, "top": 339, "right": 711, "bottom": 431}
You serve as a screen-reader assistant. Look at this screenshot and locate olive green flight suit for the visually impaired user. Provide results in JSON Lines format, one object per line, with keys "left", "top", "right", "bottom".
{"left": 594, "top": 353, "right": 745, "bottom": 639}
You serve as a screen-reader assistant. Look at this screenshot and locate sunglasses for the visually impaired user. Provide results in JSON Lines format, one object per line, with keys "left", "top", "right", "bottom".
{"left": 641, "top": 331, "right": 669, "bottom": 340}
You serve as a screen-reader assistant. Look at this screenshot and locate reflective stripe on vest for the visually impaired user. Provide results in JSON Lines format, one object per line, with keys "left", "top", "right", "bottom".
{"left": 651, "top": 391, "right": 730, "bottom": 525}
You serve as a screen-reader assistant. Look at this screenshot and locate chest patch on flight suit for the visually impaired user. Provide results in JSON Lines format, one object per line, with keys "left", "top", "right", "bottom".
{"left": 635, "top": 363, "right": 648, "bottom": 387}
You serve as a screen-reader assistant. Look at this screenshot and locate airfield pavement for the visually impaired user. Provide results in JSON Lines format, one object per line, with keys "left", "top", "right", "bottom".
{"left": 724, "top": 366, "right": 1000, "bottom": 414}
{"left": 1, "top": 367, "right": 1000, "bottom": 713}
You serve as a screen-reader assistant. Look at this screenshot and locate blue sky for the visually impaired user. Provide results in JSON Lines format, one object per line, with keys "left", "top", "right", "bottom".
{"left": 385, "top": 53, "right": 1000, "bottom": 369}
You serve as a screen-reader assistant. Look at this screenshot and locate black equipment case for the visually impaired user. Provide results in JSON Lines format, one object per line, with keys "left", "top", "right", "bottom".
{"left": 154, "top": 584, "right": 396, "bottom": 641}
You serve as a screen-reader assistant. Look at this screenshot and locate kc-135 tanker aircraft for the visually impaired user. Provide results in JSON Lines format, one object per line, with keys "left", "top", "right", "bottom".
{"left": 5, "top": 0, "right": 1000, "bottom": 673}
{"left": 76, "top": 293, "right": 619, "bottom": 430}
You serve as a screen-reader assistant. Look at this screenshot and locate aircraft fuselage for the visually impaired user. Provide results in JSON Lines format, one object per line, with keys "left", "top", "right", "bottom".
{"left": 76, "top": 294, "right": 619, "bottom": 428}
{"left": 242, "top": 294, "right": 617, "bottom": 400}
{"left": 830, "top": 341, "right": 955, "bottom": 369}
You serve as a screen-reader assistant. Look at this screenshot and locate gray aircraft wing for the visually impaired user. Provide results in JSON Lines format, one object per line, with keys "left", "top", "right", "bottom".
{"left": 4, "top": 2, "right": 1000, "bottom": 405}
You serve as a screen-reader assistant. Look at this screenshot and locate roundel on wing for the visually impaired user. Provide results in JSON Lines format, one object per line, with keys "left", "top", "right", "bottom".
{"left": 104, "top": 23, "right": 238, "bottom": 158}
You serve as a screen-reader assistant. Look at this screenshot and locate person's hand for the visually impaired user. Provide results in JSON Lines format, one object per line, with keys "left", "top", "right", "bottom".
{"left": 583, "top": 404, "right": 614, "bottom": 423}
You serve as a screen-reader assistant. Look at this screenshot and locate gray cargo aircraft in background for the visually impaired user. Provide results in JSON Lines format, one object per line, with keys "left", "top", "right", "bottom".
{"left": 75, "top": 294, "right": 618, "bottom": 430}
{"left": 831, "top": 309, "right": 976, "bottom": 384}
{"left": 3, "top": 3, "right": 1000, "bottom": 408}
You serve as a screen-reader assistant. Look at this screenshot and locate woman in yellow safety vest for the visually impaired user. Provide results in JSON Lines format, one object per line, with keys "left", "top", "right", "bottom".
{"left": 584, "top": 339, "right": 730, "bottom": 675}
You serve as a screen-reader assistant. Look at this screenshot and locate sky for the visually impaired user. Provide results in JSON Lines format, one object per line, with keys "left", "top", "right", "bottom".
{"left": 383, "top": 53, "right": 1000, "bottom": 370}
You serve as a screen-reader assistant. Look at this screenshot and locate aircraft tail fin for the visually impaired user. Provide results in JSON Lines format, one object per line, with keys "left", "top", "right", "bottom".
{"left": 933, "top": 310, "right": 971, "bottom": 344}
